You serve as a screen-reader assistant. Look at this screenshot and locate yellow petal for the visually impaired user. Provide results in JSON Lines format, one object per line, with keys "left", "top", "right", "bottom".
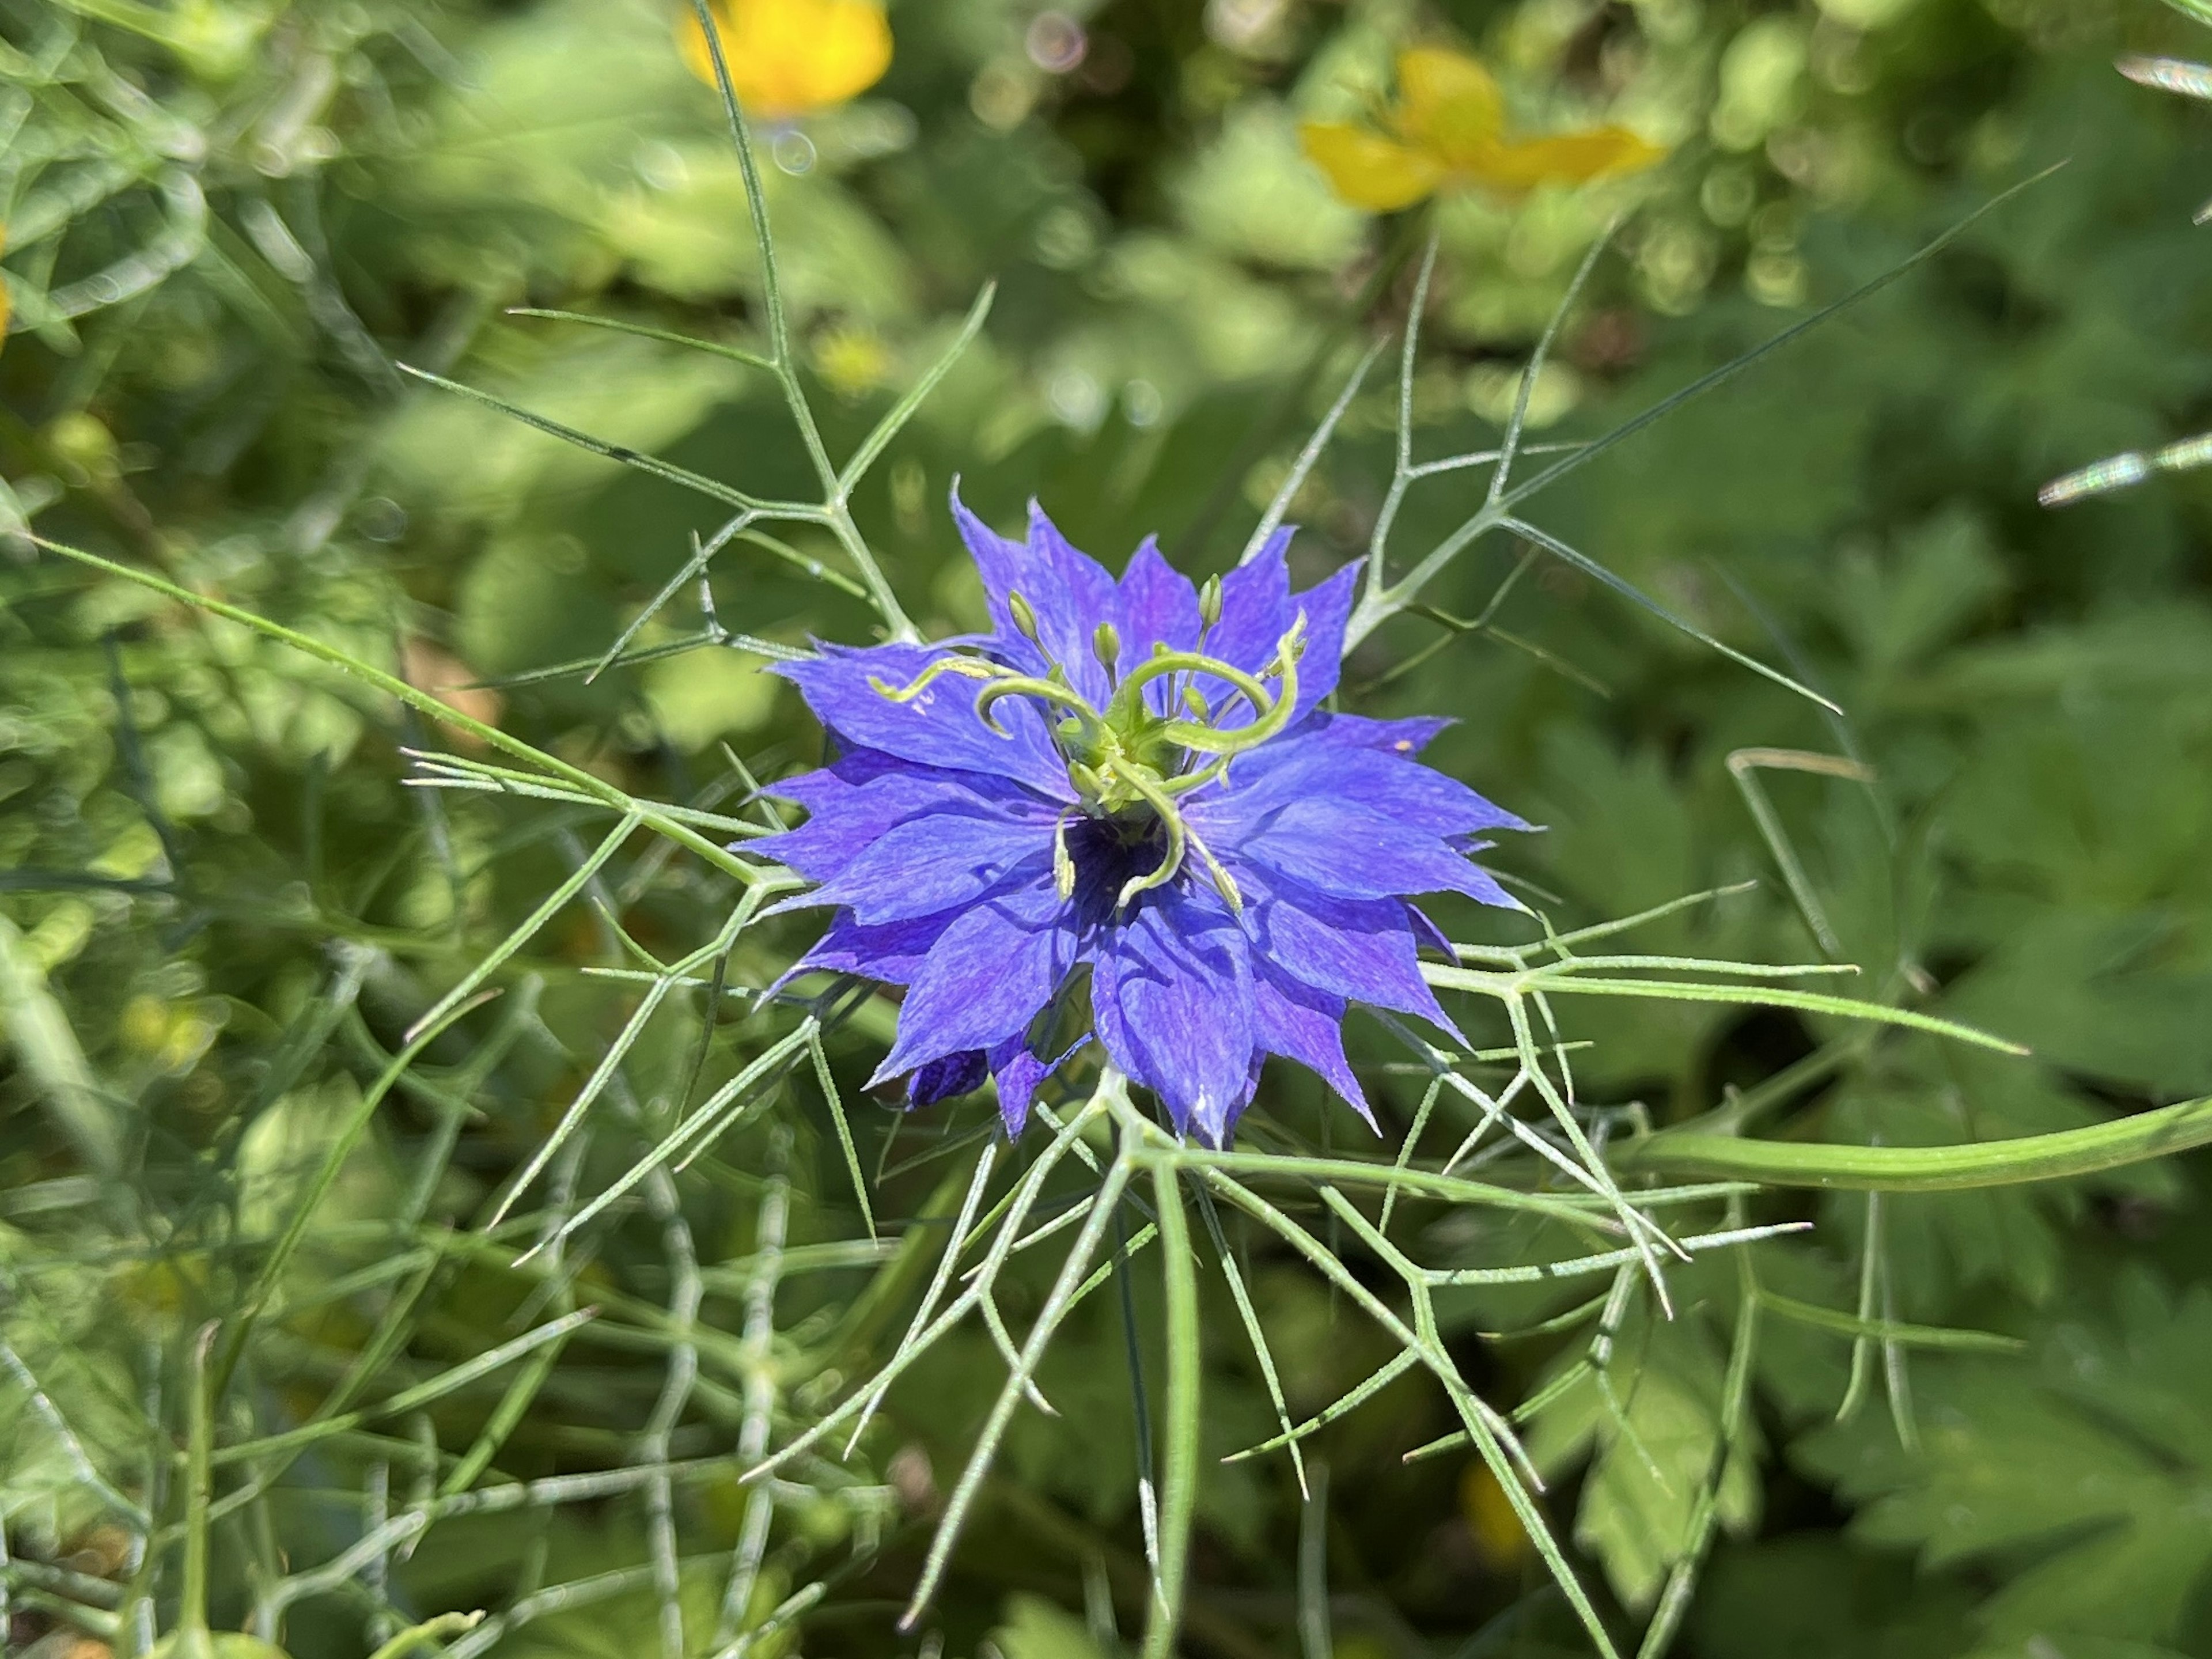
{"left": 678, "top": 0, "right": 891, "bottom": 119}
{"left": 1298, "top": 120, "right": 1446, "bottom": 212}
{"left": 1393, "top": 46, "right": 1504, "bottom": 170}
{"left": 1468, "top": 126, "right": 1667, "bottom": 194}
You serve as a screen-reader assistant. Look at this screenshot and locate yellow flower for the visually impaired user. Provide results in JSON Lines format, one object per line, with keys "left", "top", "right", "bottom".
{"left": 677, "top": 0, "right": 892, "bottom": 120}
{"left": 1301, "top": 47, "right": 1664, "bottom": 211}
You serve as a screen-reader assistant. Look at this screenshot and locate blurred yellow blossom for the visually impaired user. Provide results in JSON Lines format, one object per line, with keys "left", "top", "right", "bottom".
{"left": 1301, "top": 47, "right": 1664, "bottom": 211}
{"left": 677, "top": 0, "right": 892, "bottom": 120}
{"left": 812, "top": 320, "right": 891, "bottom": 396}
{"left": 1461, "top": 1460, "right": 1535, "bottom": 1569}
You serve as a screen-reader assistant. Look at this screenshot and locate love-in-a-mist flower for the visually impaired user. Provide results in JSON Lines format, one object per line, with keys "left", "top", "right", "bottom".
{"left": 1301, "top": 47, "right": 1663, "bottom": 212}
{"left": 757, "top": 498, "right": 1531, "bottom": 1146}
{"left": 677, "top": 0, "right": 891, "bottom": 120}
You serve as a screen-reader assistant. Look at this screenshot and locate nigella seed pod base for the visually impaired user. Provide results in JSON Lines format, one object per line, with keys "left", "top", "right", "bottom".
{"left": 755, "top": 493, "right": 1531, "bottom": 1146}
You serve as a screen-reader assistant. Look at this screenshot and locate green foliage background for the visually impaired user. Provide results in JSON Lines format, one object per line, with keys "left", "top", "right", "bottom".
{"left": 6, "top": 0, "right": 2212, "bottom": 1656}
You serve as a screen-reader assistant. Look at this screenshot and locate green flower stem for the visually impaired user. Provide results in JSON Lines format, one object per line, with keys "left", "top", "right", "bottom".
{"left": 1611, "top": 1095, "right": 2212, "bottom": 1191}
{"left": 685, "top": 0, "right": 918, "bottom": 642}
{"left": 167, "top": 1324, "right": 219, "bottom": 1659}
{"left": 1143, "top": 1162, "right": 1201, "bottom": 1659}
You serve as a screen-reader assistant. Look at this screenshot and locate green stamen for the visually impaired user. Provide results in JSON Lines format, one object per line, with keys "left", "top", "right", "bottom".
{"left": 1052, "top": 812, "right": 1077, "bottom": 900}
{"left": 1185, "top": 822, "right": 1244, "bottom": 915}
{"left": 870, "top": 655, "right": 1010, "bottom": 703}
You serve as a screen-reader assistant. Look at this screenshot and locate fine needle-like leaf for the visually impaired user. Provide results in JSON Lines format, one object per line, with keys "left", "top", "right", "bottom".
{"left": 505, "top": 307, "right": 775, "bottom": 372}
{"left": 1727, "top": 748, "right": 1877, "bottom": 959}
{"left": 488, "top": 918, "right": 751, "bottom": 1230}
{"left": 683, "top": 0, "right": 915, "bottom": 637}
{"left": 1243, "top": 334, "right": 1386, "bottom": 568}
{"left": 1297, "top": 1463, "right": 1332, "bottom": 1659}
{"left": 589, "top": 527, "right": 730, "bottom": 686}
{"left": 36, "top": 536, "right": 762, "bottom": 886}
{"left": 838, "top": 282, "right": 996, "bottom": 494}
{"left": 1488, "top": 221, "right": 1616, "bottom": 507}
{"left": 1837, "top": 1188, "right": 1883, "bottom": 1425}
{"left": 1635, "top": 1237, "right": 1760, "bottom": 1659}
{"left": 395, "top": 364, "right": 808, "bottom": 518}
{"left": 518, "top": 1022, "right": 816, "bottom": 1264}
{"left": 1421, "top": 1222, "right": 1808, "bottom": 1287}
{"left": 808, "top": 1026, "right": 876, "bottom": 1240}
{"left": 1758, "top": 1288, "right": 2023, "bottom": 1353}
{"left": 404, "top": 810, "right": 641, "bottom": 1046}
{"left": 900, "top": 1129, "right": 1135, "bottom": 1628}
{"left": 1202, "top": 1169, "right": 1620, "bottom": 1659}
{"left": 1362, "top": 230, "right": 1440, "bottom": 604}
{"left": 1378, "top": 1076, "right": 1444, "bottom": 1238}
{"left": 1194, "top": 1184, "right": 1305, "bottom": 1498}
{"left": 1491, "top": 165, "right": 2064, "bottom": 519}
{"left": 1617, "top": 1093, "right": 2212, "bottom": 1190}
{"left": 1505, "top": 517, "right": 1840, "bottom": 713}
{"left": 210, "top": 1310, "right": 597, "bottom": 1465}
{"left": 1221, "top": 1351, "right": 1419, "bottom": 1464}
{"left": 1431, "top": 963, "right": 2027, "bottom": 1055}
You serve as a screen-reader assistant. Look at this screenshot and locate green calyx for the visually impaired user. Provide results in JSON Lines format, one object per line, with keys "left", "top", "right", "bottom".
{"left": 870, "top": 598, "right": 1310, "bottom": 912}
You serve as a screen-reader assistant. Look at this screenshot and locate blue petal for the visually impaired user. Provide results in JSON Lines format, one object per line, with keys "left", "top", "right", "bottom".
{"left": 758, "top": 766, "right": 1056, "bottom": 883}
{"left": 988, "top": 1033, "right": 1080, "bottom": 1137}
{"left": 1118, "top": 535, "right": 1202, "bottom": 715}
{"left": 951, "top": 489, "right": 1123, "bottom": 706}
{"left": 1118, "top": 535, "right": 1201, "bottom": 658}
{"left": 1232, "top": 799, "right": 1524, "bottom": 910}
{"left": 1206, "top": 529, "right": 1293, "bottom": 680}
{"left": 1236, "top": 867, "right": 1465, "bottom": 1043}
{"left": 950, "top": 486, "right": 1036, "bottom": 652}
{"left": 777, "top": 641, "right": 1072, "bottom": 798}
{"left": 1194, "top": 536, "right": 1361, "bottom": 726}
{"left": 1407, "top": 902, "right": 1455, "bottom": 959}
{"left": 906, "top": 1050, "right": 990, "bottom": 1107}
{"left": 1296, "top": 712, "right": 1453, "bottom": 755}
{"left": 779, "top": 814, "right": 1052, "bottom": 925}
{"left": 783, "top": 910, "right": 956, "bottom": 989}
{"left": 1022, "top": 503, "right": 1126, "bottom": 706}
{"left": 868, "top": 885, "right": 1075, "bottom": 1086}
{"left": 1284, "top": 559, "right": 1359, "bottom": 721}
{"left": 1252, "top": 964, "right": 1373, "bottom": 1128}
{"left": 1192, "top": 732, "right": 1530, "bottom": 843}
{"left": 1090, "top": 889, "right": 1254, "bottom": 1142}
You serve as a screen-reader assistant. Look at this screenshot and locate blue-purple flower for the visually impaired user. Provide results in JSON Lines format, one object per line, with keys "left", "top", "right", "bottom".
{"left": 757, "top": 496, "right": 1529, "bottom": 1146}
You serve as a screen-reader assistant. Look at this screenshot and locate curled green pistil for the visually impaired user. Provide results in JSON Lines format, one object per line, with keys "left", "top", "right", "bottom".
{"left": 870, "top": 611, "right": 1308, "bottom": 911}
{"left": 973, "top": 673, "right": 1099, "bottom": 739}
